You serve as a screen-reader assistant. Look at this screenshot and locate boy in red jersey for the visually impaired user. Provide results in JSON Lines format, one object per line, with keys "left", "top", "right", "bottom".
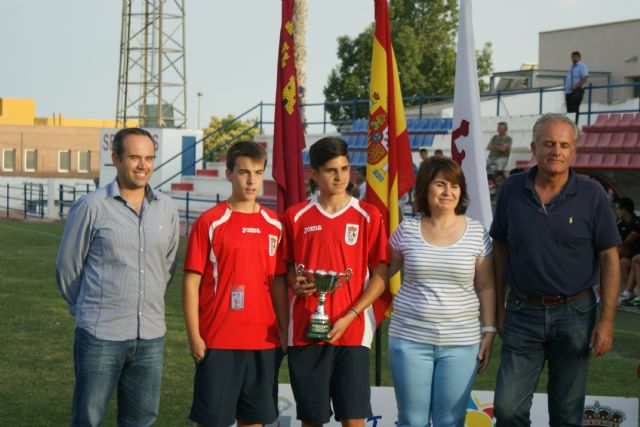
{"left": 284, "top": 137, "right": 389, "bottom": 427}
{"left": 182, "top": 140, "right": 288, "bottom": 427}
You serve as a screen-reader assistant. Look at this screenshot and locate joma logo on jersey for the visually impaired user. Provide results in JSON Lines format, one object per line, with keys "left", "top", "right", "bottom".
{"left": 304, "top": 225, "right": 323, "bottom": 234}
{"left": 242, "top": 227, "right": 262, "bottom": 234}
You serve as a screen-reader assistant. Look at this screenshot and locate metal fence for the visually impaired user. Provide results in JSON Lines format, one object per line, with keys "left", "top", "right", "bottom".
{"left": 253, "top": 81, "right": 640, "bottom": 134}
{"left": 58, "top": 184, "right": 93, "bottom": 219}
{"left": 1, "top": 183, "right": 46, "bottom": 220}
{"left": 0, "top": 183, "right": 94, "bottom": 220}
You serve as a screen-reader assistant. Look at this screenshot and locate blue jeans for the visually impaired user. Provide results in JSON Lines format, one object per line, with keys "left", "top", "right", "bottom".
{"left": 71, "top": 328, "right": 165, "bottom": 427}
{"left": 494, "top": 291, "right": 596, "bottom": 427}
{"left": 389, "top": 336, "right": 479, "bottom": 427}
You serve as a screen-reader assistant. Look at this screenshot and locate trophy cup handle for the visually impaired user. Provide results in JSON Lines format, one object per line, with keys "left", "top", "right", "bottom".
{"left": 333, "top": 268, "right": 353, "bottom": 289}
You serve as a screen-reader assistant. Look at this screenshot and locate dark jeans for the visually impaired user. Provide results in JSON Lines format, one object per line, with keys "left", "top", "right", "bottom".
{"left": 494, "top": 291, "right": 596, "bottom": 427}
{"left": 565, "top": 90, "right": 584, "bottom": 124}
{"left": 71, "top": 328, "right": 165, "bottom": 427}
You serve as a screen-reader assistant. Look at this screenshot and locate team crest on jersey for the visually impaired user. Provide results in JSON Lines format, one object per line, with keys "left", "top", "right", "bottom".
{"left": 345, "top": 224, "right": 359, "bottom": 246}
{"left": 268, "top": 234, "right": 278, "bottom": 257}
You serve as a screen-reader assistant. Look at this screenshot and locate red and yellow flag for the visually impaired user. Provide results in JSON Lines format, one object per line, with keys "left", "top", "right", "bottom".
{"left": 272, "top": 0, "right": 306, "bottom": 216}
{"left": 367, "top": 0, "right": 415, "bottom": 311}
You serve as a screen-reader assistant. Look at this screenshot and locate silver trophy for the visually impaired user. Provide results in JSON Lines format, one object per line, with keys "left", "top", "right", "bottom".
{"left": 296, "top": 264, "right": 353, "bottom": 340}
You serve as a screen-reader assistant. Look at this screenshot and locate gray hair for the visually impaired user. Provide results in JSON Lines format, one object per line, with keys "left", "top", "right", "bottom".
{"left": 532, "top": 114, "right": 579, "bottom": 144}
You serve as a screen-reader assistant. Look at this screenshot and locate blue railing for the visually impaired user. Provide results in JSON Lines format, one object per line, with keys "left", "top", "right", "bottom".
{"left": 58, "top": 184, "right": 93, "bottom": 219}
{"left": 154, "top": 81, "right": 640, "bottom": 190}
{"left": 154, "top": 103, "right": 263, "bottom": 175}
{"left": 224, "top": 81, "right": 640, "bottom": 136}
{"left": 1, "top": 183, "right": 46, "bottom": 219}
{"left": 0, "top": 183, "right": 45, "bottom": 220}
{"left": 154, "top": 123, "right": 260, "bottom": 190}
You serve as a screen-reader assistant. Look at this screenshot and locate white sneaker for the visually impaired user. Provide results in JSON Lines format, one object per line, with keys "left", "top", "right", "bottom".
{"left": 618, "top": 291, "right": 631, "bottom": 305}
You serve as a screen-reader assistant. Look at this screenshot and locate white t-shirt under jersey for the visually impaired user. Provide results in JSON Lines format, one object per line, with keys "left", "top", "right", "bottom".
{"left": 389, "top": 214, "right": 493, "bottom": 346}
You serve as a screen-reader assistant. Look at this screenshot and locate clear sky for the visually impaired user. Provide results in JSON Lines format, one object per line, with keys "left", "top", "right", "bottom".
{"left": 1, "top": 0, "right": 639, "bottom": 129}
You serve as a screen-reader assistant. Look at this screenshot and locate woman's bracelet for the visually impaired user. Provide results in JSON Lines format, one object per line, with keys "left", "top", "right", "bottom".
{"left": 481, "top": 326, "right": 497, "bottom": 334}
{"left": 349, "top": 308, "right": 359, "bottom": 319}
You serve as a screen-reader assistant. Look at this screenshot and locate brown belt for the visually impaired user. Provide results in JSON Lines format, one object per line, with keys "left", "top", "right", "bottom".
{"left": 510, "top": 288, "right": 592, "bottom": 306}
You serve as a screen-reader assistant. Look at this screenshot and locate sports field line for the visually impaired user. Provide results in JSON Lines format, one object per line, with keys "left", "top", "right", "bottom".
{"left": 0, "top": 222, "right": 61, "bottom": 239}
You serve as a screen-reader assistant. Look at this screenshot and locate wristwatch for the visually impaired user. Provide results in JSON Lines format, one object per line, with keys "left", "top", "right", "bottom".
{"left": 481, "top": 326, "right": 497, "bottom": 334}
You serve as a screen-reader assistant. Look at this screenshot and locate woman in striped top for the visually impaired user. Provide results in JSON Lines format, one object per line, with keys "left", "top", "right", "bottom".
{"left": 388, "top": 157, "right": 496, "bottom": 427}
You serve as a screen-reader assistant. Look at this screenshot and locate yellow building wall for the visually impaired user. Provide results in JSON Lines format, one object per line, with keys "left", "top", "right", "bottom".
{"left": 0, "top": 98, "right": 137, "bottom": 128}
{"left": 34, "top": 116, "right": 138, "bottom": 128}
{"left": 0, "top": 98, "right": 37, "bottom": 126}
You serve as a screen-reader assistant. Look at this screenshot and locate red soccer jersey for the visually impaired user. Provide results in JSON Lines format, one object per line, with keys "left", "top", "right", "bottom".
{"left": 283, "top": 197, "right": 389, "bottom": 347}
{"left": 184, "top": 202, "right": 286, "bottom": 349}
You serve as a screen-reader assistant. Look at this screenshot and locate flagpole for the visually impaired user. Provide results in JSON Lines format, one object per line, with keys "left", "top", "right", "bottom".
{"left": 367, "top": 0, "right": 416, "bottom": 385}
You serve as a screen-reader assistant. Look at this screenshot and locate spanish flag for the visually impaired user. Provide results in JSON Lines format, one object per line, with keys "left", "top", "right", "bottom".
{"left": 367, "top": 0, "right": 415, "bottom": 311}
{"left": 272, "top": 0, "right": 306, "bottom": 216}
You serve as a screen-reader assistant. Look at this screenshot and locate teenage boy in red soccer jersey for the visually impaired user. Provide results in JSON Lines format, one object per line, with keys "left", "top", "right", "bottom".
{"left": 182, "top": 140, "right": 288, "bottom": 427}
{"left": 284, "top": 137, "right": 389, "bottom": 427}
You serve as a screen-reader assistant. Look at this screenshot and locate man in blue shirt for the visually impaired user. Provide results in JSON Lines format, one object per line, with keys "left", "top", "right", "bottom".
{"left": 565, "top": 51, "right": 589, "bottom": 124}
{"left": 56, "top": 127, "right": 180, "bottom": 426}
{"left": 490, "top": 114, "right": 620, "bottom": 426}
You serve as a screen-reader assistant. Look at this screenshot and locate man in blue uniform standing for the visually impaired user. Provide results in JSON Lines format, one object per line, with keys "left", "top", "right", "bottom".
{"left": 564, "top": 51, "right": 589, "bottom": 124}
{"left": 491, "top": 114, "right": 620, "bottom": 426}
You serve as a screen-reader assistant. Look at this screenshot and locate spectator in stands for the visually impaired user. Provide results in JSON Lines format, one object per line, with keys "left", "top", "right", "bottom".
{"left": 352, "top": 166, "right": 367, "bottom": 200}
{"left": 565, "top": 51, "right": 589, "bottom": 124}
{"left": 306, "top": 178, "right": 320, "bottom": 200}
{"left": 388, "top": 157, "right": 495, "bottom": 427}
{"left": 419, "top": 148, "right": 429, "bottom": 163}
{"left": 491, "top": 114, "right": 620, "bottom": 425}
{"left": 182, "top": 141, "right": 287, "bottom": 427}
{"left": 486, "top": 122, "right": 512, "bottom": 173}
{"left": 615, "top": 197, "right": 640, "bottom": 304}
{"left": 433, "top": 149, "right": 444, "bottom": 158}
{"left": 55, "top": 128, "right": 180, "bottom": 426}
{"left": 489, "top": 171, "right": 506, "bottom": 214}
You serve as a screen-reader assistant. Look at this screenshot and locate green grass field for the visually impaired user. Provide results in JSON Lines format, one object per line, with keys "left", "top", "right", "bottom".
{"left": 0, "top": 219, "right": 638, "bottom": 426}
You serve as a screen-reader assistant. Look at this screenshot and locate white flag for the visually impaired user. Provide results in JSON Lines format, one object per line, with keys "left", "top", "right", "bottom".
{"left": 451, "top": 0, "right": 492, "bottom": 230}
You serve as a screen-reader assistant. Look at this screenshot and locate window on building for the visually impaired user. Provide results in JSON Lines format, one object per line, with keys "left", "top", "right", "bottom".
{"left": 2, "top": 149, "right": 16, "bottom": 171}
{"left": 78, "top": 150, "right": 91, "bottom": 173}
{"left": 58, "top": 150, "right": 71, "bottom": 172}
{"left": 24, "top": 149, "right": 37, "bottom": 172}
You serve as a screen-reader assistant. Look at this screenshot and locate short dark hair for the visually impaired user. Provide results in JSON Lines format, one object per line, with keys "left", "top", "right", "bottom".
{"left": 419, "top": 148, "right": 428, "bottom": 154}
{"left": 112, "top": 127, "right": 153, "bottom": 159}
{"left": 571, "top": 51, "right": 581, "bottom": 57}
{"left": 498, "top": 121, "right": 508, "bottom": 130}
{"left": 414, "top": 157, "right": 469, "bottom": 216}
{"left": 226, "top": 140, "right": 267, "bottom": 171}
{"left": 309, "top": 137, "right": 349, "bottom": 169}
{"left": 618, "top": 197, "right": 635, "bottom": 214}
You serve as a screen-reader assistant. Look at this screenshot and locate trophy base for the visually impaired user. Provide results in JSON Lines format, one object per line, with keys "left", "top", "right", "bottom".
{"left": 306, "top": 319, "right": 332, "bottom": 341}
